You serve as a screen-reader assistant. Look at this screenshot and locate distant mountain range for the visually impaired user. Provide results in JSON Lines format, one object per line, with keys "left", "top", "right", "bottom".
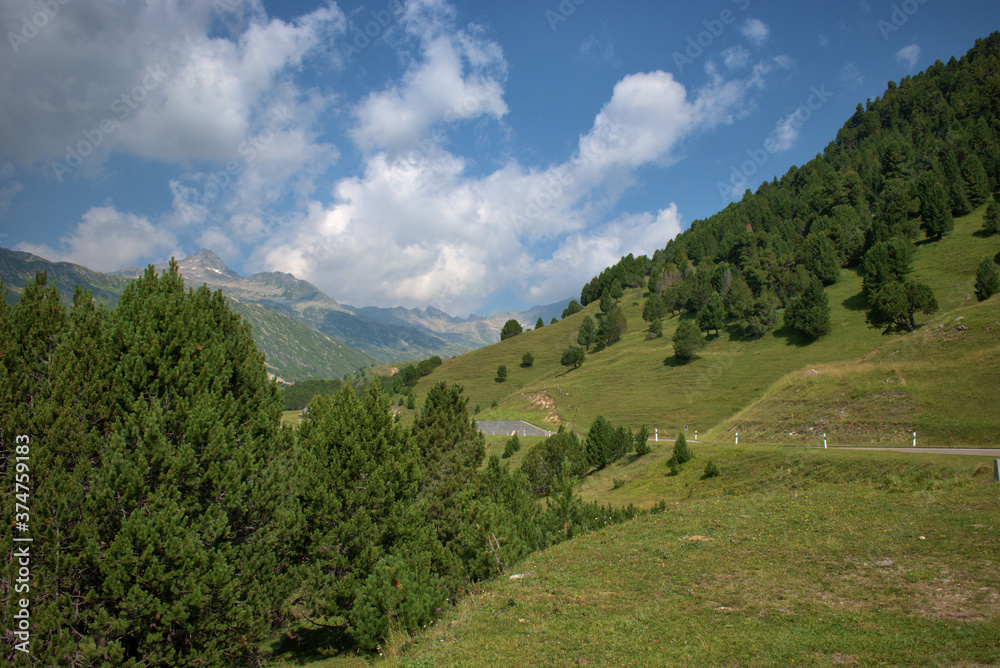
{"left": 0, "top": 247, "right": 569, "bottom": 382}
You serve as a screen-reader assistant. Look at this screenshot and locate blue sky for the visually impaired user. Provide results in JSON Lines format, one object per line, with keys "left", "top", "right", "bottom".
{"left": 1, "top": 0, "right": 997, "bottom": 316}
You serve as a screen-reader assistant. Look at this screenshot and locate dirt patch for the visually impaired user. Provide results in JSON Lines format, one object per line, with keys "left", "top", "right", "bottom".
{"left": 528, "top": 391, "right": 562, "bottom": 425}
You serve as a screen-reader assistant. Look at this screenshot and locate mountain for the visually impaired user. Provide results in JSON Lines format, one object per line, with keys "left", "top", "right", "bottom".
{"left": 345, "top": 299, "right": 570, "bottom": 352}
{"left": 1, "top": 248, "right": 133, "bottom": 307}
{"left": 0, "top": 247, "right": 377, "bottom": 382}
{"left": 1, "top": 246, "right": 571, "bottom": 376}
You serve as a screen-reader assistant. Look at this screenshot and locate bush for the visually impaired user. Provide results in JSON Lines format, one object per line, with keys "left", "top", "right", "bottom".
{"left": 502, "top": 434, "right": 521, "bottom": 459}
{"left": 672, "top": 319, "right": 703, "bottom": 361}
{"left": 496, "top": 364, "right": 508, "bottom": 382}
{"left": 703, "top": 460, "right": 721, "bottom": 478}
{"left": 612, "top": 478, "right": 627, "bottom": 490}
{"left": 521, "top": 352, "right": 534, "bottom": 367}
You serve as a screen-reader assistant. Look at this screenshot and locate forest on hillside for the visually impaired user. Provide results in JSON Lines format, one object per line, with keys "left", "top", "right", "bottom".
{"left": 579, "top": 32, "right": 1000, "bottom": 344}
{"left": 0, "top": 264, "right": 651, "bottom": 665}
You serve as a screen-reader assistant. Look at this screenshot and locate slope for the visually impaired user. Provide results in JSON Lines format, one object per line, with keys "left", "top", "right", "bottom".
{"left": 407, "top": 206, "right": 1000, "bottom": 445}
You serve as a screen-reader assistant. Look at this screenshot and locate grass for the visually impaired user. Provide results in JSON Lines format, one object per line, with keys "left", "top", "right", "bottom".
{"left": 363, "top": 447, "right": 1000, "bottom": 667}
{"left": 405, "top": 205, "right": 1000, "bottom": 445}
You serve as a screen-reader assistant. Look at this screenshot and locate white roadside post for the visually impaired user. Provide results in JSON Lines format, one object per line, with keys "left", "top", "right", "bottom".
{"left": 735, "top": 432, "right": 739, "bottom": 445}
{"left": 694, "top": 430, "right": 697, "bottom": 441}
{"left": 823, "top": 433, "right": 827, "bottom": 449}
{"left": 913, "top": 432, "right": 916, "bottom": 447}
{"left": 654, "top": 428, "right": 658, "bottom": 442}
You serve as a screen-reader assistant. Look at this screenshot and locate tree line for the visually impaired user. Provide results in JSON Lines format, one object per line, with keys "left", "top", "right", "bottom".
{"left": 0, "top": 266, "right": 655, "bottom": 665}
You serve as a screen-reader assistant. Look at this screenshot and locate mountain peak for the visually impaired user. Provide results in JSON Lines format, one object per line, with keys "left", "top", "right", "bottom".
{"left": 179, "top": 249, "right": 241, "bottom": 279}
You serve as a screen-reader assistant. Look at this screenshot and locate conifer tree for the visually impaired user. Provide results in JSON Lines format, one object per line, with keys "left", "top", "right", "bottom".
{"left": 983, "top": 201, "right": 1000, "bottom": 235}
{"left": 697, "top": 292, "right": 725, "bottom": 336}
{"left": 917, "top": 171, "right": 954, "bottom": 240}
{"left": 784, "top": 276, "right": 832, "bottom": 339}
{"left": 83, "top": 262, "right": 290, "bottom": 665}
{"left": 672, "top": 319, "right": 703, "bottom": 361}
{"left": 411, "top": 382, "right": 487, "bottom": 579}
{"left": 577, "top": 315, "right": 596, "bottom": 350}
{"left": 974, "top": 257, "right": 1000, "bottom": 301}
{"left": 599, "top": 288, "right": 615, "bottom": 313}
{"left": 672, "top": 431, "right": 693, "bottom": 466}
{"left": 296, "top": 382, "right": 422, "bottom": 619}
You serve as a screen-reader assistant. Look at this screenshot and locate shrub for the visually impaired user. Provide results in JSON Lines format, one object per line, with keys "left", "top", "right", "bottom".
{"left": 521, "top": 352, "right": 534, "bottom": 367}
{"left": 634, "top": 426, "right": 651, "bottom": 456}
{"left": 496, "top": 364, "right": 508, "bottom": 382}
{"left": 703, "top": 459, "right": 721, "bottom": 478}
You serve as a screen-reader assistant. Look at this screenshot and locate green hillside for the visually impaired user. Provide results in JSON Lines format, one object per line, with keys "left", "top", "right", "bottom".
{"left": 408, "top": 206, "right": 1000, "bottom": 446}
{"left": 365, "top": 446, "right": 999, "bottom": 668}
{"left": 228, "top": 300, "right": 378, "bottom": 382}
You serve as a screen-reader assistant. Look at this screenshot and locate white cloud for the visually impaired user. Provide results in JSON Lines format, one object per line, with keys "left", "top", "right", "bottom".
{"left": 765, "top": 109, "right": 805, "bottom": 153}
{"left": 260, "top": 61, "right": 763, "bottom": 313}
{"left": 350, "top": 2, "right": 508, "bottom": 154}
{"left": 741, "top": 18, "right": 769, "bottom": 46}
{"left": 0, "top": 0, "right": 345, "bottom": 167}
{"left": 722, "top": 46, "right": 751, "bottom": 70}
{"left": 14, "top": 206, "right": 177, "bottom": 272}
{"left": 896, "top": 44, "right": 921, "bottom": 70}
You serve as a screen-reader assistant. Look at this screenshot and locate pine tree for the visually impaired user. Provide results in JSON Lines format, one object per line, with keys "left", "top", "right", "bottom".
{"left": 595, "top": 305, "right": 627, "bottom": 348}
{"left": 411, "top": 382, "right": 487, "bottom": 579}
{"left": 536, "top": 317, "right": 544, "bottom": 329}
{"left": 784, "top": 276, "right": 832, "bottom": 339}
{"left": 83, "top": 262, "right": 291, "bottom": 664}
{"left": 672, "top": 431, "right": 693, "bottom": 465}
{"left": 585, "top": 415, "right": 615, "bottom": 469}
{"left": 865, "top": 280, "right": 939, "bottom": 333}
{"left": 560, "top": 345, "right": 585, "bottom": 369}
{"left": 672, "top": 319, "right": 704, "bottom": 361}
{"left": 974, "top": 257, "right": 1000, "bottom": 301}
{"left": 521, "top": 352, "right": 534, "bottom": 367}
{"left": 599, "top": 288, "right": 614, "bottom": 313}
{"left": 577, "top": 315, "right": 596, "bottom": 350}
{"left": 962, "top": 153, "right": 991, "bottom": 208}
{"left": 807, "top": 235, "right": 842, "bottom": 285}
{"left": 697, "top": 292, "right": 725, "bottom": 336}
{"left": 983, "top": 201, "right": 1000, "bottom": 235}
{"left": 502, "top": 434, "right": 522, "bottom": 458}
{"left": 917, "top": 171, "right": 954, "bottom": 240}
{"left": 500, "top": 319, "right": 523, "bottom": 340}
{"left": 496, "top": 364, "right": 507, "bottom": 382}
{"left": 296, "top": 383, "right": 422, "bottom": 620}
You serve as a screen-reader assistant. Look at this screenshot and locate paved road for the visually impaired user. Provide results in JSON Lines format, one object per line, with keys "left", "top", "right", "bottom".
{"left": 823, "top": 446, "right": 1000, "bottom": 457}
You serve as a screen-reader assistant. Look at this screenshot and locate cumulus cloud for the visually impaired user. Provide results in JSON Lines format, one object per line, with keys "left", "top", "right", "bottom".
{"left": 259, "top": 61, "right": 763, "bottom": 312}
{"left": 15, "top": 206, "right": 177, "bottom": 272}
{"left": 350, "top": 2, "right": 507, "bottom": 154}
{"left": 0, "top": 0, "right": 344, "bottom": 168}
{"left": 741, "top": 18, "right": 769, "bottom": 46}
{"left": 896, "top": 44, "right": 920, "bottom": 70}
{"left": 765, "top": 109, "right": 805, "bottom": 153}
